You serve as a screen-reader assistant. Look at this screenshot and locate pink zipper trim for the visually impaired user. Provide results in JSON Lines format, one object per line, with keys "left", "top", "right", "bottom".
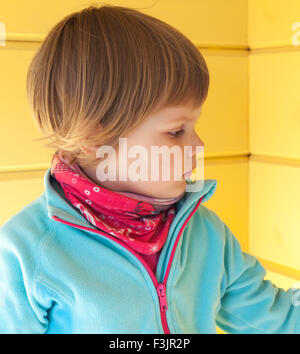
{"left": 52, "top": 195, "right": 204, "bottom": 333}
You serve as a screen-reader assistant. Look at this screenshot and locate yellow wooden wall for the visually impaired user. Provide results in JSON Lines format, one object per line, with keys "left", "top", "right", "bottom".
{"left": 248, "top": 0, "right": 300, "bottom": 319}
{"left": 0, "top": 0, "right": 298, "bottom": 333}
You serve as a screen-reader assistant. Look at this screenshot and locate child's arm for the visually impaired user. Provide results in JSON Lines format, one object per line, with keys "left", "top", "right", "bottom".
{"left": 216, "top": 223, "right": 300, "bottom": 333}
{"left": 0, "top": 224, "right": 50, "bottom": 334}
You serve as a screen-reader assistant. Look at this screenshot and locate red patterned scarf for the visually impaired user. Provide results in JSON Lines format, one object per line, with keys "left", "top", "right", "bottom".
{"left": 50, "top": 151, "right": 185, "bottom": 259}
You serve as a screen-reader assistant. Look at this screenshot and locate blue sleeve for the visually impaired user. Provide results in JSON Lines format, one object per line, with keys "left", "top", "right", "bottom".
{"left": 216, "top": 223, "right": 300, "bottom": 334}
{"left": 0, "top": 223, "right": 50, "bottom": 333}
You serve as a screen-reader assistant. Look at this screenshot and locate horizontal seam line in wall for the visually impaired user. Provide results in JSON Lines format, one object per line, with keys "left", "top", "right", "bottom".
{"left": 2, "top": 152, "right": 300, "bottom": 175}
{"left": 0, "top": 164, "right": 51, "bottom": 174}
{"left": 250, "top": 154, "right": 300, "bottom": 167}
{"left": 249, "top": 45, "right": 300, "bottom": 54}
{"left": 0, "top": 152, "right": 250, "bottom": 175}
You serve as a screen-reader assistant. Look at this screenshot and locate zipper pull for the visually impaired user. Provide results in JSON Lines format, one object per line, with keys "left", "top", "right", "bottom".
{"left": 157, "top": 283, "right": 168, "bottom": 312}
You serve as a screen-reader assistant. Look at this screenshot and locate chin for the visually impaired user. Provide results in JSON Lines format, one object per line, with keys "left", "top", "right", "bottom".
{"left": 168, "top": 180, "right": 187, "bottom": 196}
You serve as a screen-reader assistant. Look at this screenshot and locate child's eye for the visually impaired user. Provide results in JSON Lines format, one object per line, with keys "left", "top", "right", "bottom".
{"left": 168, "top": 129, "right": 184, "bottom": 138}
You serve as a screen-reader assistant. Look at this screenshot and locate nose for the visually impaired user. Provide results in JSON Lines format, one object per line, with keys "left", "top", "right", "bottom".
{"left": 187, "top": 132, "right": 205, "bottom": 158}
{"left": 183, "top": 132, "right": 204, "bottom": 175}
{"left": 197, "top": 136, "right": 205, "bottom": 148}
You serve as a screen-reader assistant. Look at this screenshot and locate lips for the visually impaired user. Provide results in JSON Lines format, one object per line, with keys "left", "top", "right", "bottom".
{"left": 183, "top": 170, "right": 193, "bottom": 178}
{"left": 183, "top": 163, "right": 196, "bottom": 176}
{"left": 183, "top": 167, "right": 197, "bottom": 180}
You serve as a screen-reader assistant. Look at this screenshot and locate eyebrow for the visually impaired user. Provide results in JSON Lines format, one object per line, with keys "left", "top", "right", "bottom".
{"left": 168, "top": 115, "right": 196, "bottom": 122}
{"left": 167, "top": 114, "right": 201, "bottom": 124}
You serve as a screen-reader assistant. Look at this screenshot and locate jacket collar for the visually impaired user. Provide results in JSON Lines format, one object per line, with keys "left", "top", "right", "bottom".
{"left": 43, "top": 167, "right": 217, "bottom": 229}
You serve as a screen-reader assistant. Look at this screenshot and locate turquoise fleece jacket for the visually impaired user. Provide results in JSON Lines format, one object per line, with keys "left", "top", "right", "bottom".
{"left": 1, "top": 168, "right": 300, "bottom": 334}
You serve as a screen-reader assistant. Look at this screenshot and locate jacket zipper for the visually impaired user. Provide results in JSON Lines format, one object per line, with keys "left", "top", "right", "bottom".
{"left": 52, "top": 195, "right": 204, "bottom": 333}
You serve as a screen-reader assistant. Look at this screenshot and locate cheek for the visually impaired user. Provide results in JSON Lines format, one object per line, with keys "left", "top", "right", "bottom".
{"left": 120, "top": 133, "right": 188, "bottom": 179}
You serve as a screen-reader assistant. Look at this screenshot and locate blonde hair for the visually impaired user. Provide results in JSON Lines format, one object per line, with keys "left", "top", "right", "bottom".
{"left": 27, "top": 3, "right": 209, "bottom": 168}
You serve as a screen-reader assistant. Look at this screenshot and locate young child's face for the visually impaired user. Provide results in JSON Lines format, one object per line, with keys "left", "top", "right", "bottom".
{"left": 81, "top": 103, "right": 204, "bottom": 199}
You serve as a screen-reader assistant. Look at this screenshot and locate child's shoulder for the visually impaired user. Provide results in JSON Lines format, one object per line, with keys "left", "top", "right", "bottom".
{"left": 197, "top": 204, "right": 225, "bottom": 230}
{"left": 195, "top": 204, "right": 244, "bottom": 253}
{"left": 190, "top": 203, "right": 229, "bottom": 245}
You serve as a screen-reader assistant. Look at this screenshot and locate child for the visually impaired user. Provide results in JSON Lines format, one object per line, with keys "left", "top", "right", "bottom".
{"left": 1, "top": 4, "right": 300, "bottom": 334}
